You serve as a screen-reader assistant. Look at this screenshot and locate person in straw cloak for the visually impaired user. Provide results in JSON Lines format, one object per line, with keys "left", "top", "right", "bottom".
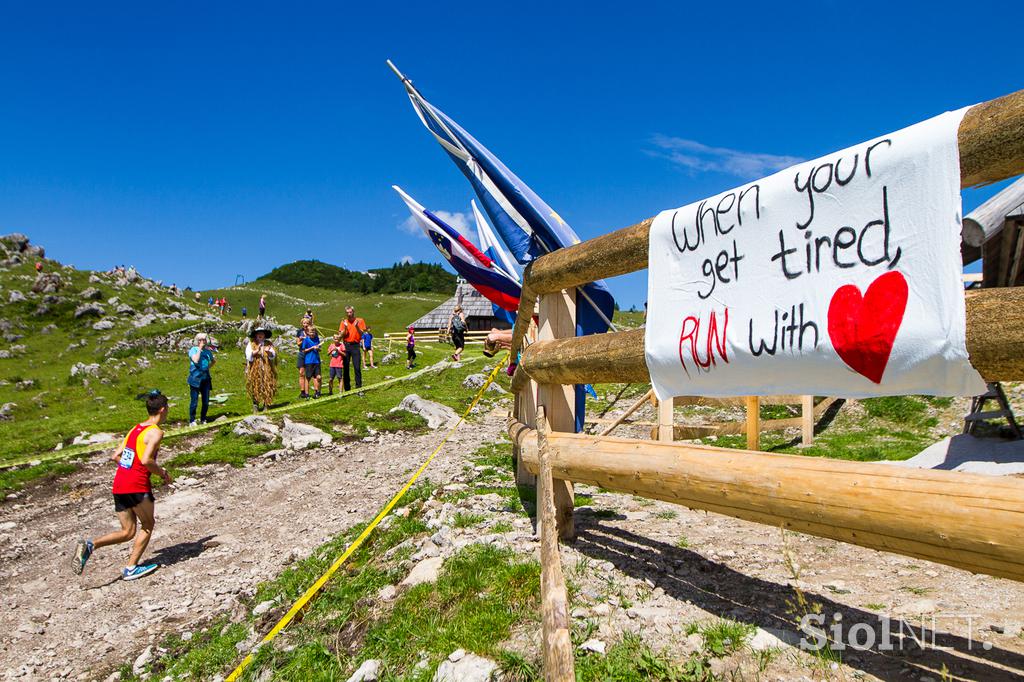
{"left": 245, "top": 326, "right": 277, "bottom": 412}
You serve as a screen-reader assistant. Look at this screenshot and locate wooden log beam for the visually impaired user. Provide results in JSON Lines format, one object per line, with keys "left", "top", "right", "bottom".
{"left": 598, "top": 388, "right": 654, "bottom": 437}
{"left": 518, "top": 287, "right": 1024, "bottom": 385}
{"left": 526, "top": 88, "right": 1024, "bottom": 296}
{"left": 509, "top": 425, "right": 1024, "bottom": 583}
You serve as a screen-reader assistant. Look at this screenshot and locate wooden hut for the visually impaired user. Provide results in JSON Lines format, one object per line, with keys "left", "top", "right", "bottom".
{"left": 409, "top": 280, "right": 513, "bottom": 332}
{"left": 962, "top": 176, "right": 1024, "bottom": 286}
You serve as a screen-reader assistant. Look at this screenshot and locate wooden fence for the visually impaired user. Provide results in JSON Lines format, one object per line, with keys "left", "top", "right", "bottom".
{"left": 506, "top": 88, "right": 1024, "bottom": 680}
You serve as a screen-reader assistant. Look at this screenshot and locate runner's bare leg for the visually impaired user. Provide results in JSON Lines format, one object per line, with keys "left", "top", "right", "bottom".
{"left": 127, "top": 497, "right": 156, "bottom": 566}
{"left": 93, "top": 509, "right": 137, "bottom": 549}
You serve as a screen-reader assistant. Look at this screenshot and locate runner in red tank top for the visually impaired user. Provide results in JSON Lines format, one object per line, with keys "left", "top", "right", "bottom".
{"left": 73, "top": 391, "right": 173, "bottom": 581}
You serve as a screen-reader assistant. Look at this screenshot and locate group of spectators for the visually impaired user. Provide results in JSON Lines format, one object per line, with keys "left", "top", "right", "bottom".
{"left": 295, "top": 306, "right": 374, "bottom": 399}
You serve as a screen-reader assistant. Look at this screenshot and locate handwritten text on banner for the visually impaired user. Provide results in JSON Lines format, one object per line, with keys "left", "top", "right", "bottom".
{"left": 645, "top": 108, "right": 986, "bottom": 399}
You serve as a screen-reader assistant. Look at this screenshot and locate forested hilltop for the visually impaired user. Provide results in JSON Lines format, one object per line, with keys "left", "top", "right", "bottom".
{"left": 259, "top": 260, "right": 456, "bottom": 294}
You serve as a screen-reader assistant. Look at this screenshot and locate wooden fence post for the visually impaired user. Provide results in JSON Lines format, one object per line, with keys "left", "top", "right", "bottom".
{"left": 537, "top": 289, "right": 576, "bottom": 540}
{"left": 657, "top": 397, "right": 674, "bottom": 442}
{"left": 536, "top": 407, "right": 575, "bottom": 680}
{"left": 745, "top": 396, "right": 760, "bottom": 451}
{"left": 514, "top": 320, "right": 539, "bottom": 488}
{"left": 801, "top": 395, "right": 815, "bottom": 446}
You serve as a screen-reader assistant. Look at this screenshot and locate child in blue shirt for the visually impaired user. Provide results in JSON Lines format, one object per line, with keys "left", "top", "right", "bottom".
{"left": 301, "top": 328, "right": 323, "bottom": 398}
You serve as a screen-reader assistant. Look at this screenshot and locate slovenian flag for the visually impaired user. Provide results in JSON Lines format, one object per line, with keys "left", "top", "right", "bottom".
{"left": 394, "top": 186, "right": 521, "bottom": 315}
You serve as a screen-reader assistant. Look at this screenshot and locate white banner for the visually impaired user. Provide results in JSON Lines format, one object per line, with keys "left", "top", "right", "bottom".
{"left": 645, "top": 108, "right": 986, "bottom": 399}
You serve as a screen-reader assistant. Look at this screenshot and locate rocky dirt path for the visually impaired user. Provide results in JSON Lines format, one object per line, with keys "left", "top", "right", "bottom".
{"left": 3, "top": 406, "right": 1024, "bottom": 681}
{"left": 0, "top": 415, "right": 503, "bottom": 681}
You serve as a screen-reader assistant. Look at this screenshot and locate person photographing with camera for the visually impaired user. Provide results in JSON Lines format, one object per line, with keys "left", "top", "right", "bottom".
{"left": 187, "top": 332, "right": 216, "bottom": 425}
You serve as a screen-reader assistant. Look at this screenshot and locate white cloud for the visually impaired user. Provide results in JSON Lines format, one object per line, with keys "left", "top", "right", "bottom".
{"left": 399, "top": 255, "right": 414, "bottom": 265}
{"left": 399, "top": 210, "right": 477, "bottom": 244}
{"left": 647, "top": 134, "right": 803, "bottom": 178}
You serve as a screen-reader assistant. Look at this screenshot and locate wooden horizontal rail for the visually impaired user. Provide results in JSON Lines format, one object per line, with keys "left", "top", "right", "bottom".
{"left": 517, "top": 286, "right": 1024, "bottom": 386}
{"left": 527, "top": 88, "right": 1024, "bottom": 295}
{"left": 510, "top": 424, "right": 1024, "bottom": 582}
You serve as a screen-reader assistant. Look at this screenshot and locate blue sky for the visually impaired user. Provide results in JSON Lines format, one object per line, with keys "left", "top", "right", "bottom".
{"left": 1, "top": 1, "right": 1020, "bottom": 307}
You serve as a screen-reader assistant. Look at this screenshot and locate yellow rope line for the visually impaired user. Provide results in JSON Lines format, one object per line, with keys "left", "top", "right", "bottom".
{"left": 225, "top": 353, "right": 509, "bottom": 682}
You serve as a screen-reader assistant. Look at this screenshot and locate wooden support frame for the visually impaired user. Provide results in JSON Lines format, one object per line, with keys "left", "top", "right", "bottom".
{"left": 510, "top": 424, "right": 1024, "bottom": 583}
{"left": 657, "top": 398, "right": 674, "bottom": 442}
{"left": 537, "top": 289, "right": 576, "bottom": 540}
{"left": 536, "top": 408, "right": 575, "bottom": 680}
{"left": 744, "top": 396, "right": 760, "bottom": 451}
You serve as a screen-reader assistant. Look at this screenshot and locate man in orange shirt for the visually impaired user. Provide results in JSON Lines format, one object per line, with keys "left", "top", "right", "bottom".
{"left": 338, "top": 306, "right": 367, "bottom": 391}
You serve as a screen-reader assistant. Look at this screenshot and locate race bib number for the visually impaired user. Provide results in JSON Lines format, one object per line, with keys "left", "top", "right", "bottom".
{"left": 118, "top": 447, "right": 136, "bottom": 469}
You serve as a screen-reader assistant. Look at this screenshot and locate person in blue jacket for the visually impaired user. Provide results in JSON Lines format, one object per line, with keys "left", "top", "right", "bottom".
{"left": 187, "top": 333, "right": 216, "bottom": 425}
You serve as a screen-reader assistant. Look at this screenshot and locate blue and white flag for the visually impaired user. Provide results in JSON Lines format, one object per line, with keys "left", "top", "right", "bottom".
{"left": 389, "top": 61, "right": 616, "bottom": 340}
{"left": 473, "top": 200, "right": 519, "bottom": 325}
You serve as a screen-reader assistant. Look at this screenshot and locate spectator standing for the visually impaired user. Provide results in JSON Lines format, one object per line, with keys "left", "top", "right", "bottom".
{"left": 447, "top": 305, "right": 467, "bottom": 362}
{"left": 187, "top": 333, "right": 216, "bottom": 425}
{"left": 208, "top": 296, "right": 214, "bottom": 307}
{"left": 406, "top": 326, "right": 416, "bottom": 369}
{"left": 338, "top": 306, "right": 367, "bottom": 391}
{"left": 245, "top": 327, "right": 277, "bottom": 412}
{"left": 301, "top": 325, "right": 323, "bottom": 399}
{"left": 361, "top": 327, "right": 376, "bottom": 369}
{"left": 258, "top": 294, "right": 267, "bottom": 318}
{"left": 241, "top": 306, "right": 248, "bottom": 318}
{"left": 326, "top": 334, "right": 345, "bottom": 395}
{"left": 295, "top": 322, "right": 308, "bottom": 399}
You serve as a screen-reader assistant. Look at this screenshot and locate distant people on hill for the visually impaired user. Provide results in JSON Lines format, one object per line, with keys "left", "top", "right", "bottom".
{"left": 224, "top": 298, "right": 231, "bottom": 314}
{"left": 339, "top": 306, "right": 367, "bottom": 391}
{"left": 208, "top": 296, "right": 214, "bottom": 307}
{"left": 187, "top": 333, "right": 216, "bottom": 425}
{"left": 195, "top": 292, "right": 201, "bottom": 303}
{"left": 361, "top": 327, "right": 377, "bottom": 370}
{"left": 241, "top": 306, "right": 247, "bottom": 318}
{"left": 72, "top": 390, "right": 172, "bottom": 582}
{"left": 448, "top": 305, "right": 467, "bottom": 362}
{"left": 245, "top": 326, "right": 277, "bottom": 412}
{"left": 301, "top": 323, "right": 323, "bottom": 399}
{"left": 258, "top": 294, "right": 267, "bottom": 318}
{"left": 406, "top": 326, "right": 416, "bottom": 369}
{"left": 34, "top": 261, "right": 42, "bottom": 273}
{"left": 327, "top": 334, "right": 345, "bottom": 395}
{"left": 295, "top": 321, "right": 308, "bottom": 399}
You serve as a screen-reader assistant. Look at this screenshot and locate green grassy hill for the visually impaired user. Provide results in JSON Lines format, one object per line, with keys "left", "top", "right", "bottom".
{"left": 0, "top": 239, "right": 451, "bottom": 475}
{"left": 258, "top": 259, "right": 456, "bottom": 294}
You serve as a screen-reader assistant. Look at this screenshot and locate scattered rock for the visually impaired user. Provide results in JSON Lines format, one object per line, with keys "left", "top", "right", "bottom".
{"left": 896, "top": 599, "right": 938, "bottom": 615}
{"left": 40, "top": 324, "right": 57, "bottom": 334}
{"left": 252, "top": 600, "right": 275, "bottom": 617}
{"left": 72, "top": 432, "right": 117, "bottom": 446}
{"left": 133, "top": 313, "right": 158, "bottom": 328}
{"left": 400, "top": 556, "right": 444, "bottom": 588}
{"left": 281, "top": 417, "right": 332, "bottom": 450}
{"left": 92, "top": 319, "right": 115, "bottom": 331}
{"left": 433, "top": 652, "right": 498, "bottom": 682}
{"left": 8, "top": 290, "right": 26, "bottom": 303}
{"left": 234, "top": 416, "right": 281, "bottom": 442}
{"left": 462, "top": 374, "right": 488, "bottom": 389}
{"left": 391, "top": 394, "right": 458, "bottom": 429}
{"left": 71, "top": 362, "right": 101, "bottom": 378}
{"left": 73, "top": 303, "right": 105, "bottom": 319}
{"left": 579, "top": 638, "right": 606, "bottom": 654}
{"left": 346, "top": 658, "right": 381, "bottom": 682}
{"left": 380, "top": 352, "right": 398, "bottom": 365}
{"left": 748, "top": 627, "right": 794, "bottom": 651}
{"left": 132, "top": 645, "right": 154, "bottom": 675}
{"left": 378, "top": 585, "right": 397, "bottom": 601}
{"left": 0, "top": 402, "right": 15, "bottom": 421}
{"left": 80, "top": 286, "right": 102, "bottom": 300}
{"left": 31, "top": 273, "right": 63, "bottom": 294}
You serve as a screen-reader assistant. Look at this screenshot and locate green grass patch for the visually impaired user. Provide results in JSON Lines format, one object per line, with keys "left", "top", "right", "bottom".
{"left": 0, "top": 460, "right": 79, "bottom": 496}
{"left": 575, "top": 632, "right": 713, "bottom": 681}
{"left": 699, "top": 619, "right": 756, "bottom": 657}
{"left": 452, "top": 511, "right": 485, "bottom": 528}
{"left": 356, "top": 544, "right": 540, "bottom": 676}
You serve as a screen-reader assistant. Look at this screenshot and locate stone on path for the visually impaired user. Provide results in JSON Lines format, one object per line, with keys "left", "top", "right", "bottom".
{"left": 346, "top": 659, "right": 381, "bottom": 682}
{"left": 391, "top": 394, "right": 458, "bottom": 429}
{"left": 281, "top": 417, "right": 332, "bottom": 450}
{"left": 234, "top": 416, "right": 281, "bottom": 443}
{"left": 433, "top": 651, "right": 498, "bottom": 682}
{"left": 400, "top": 556, "right": 443, "bottom": 588}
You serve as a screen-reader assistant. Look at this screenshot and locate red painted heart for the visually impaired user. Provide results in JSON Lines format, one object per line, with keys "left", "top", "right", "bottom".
{"left": 827, "top": 271, "right": 908, "bottom": 384}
